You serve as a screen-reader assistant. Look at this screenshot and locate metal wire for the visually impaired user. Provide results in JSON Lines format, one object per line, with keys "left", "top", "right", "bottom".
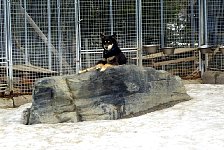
{"left": 0, "top": 0, "right": 223, "bottom": 96}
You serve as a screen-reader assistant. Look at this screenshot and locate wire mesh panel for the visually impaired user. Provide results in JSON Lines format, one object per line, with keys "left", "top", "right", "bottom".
{"left": 9, "top": 0, "right": 76, "bottom": 94}
{"left": 79, "top": 0, "right": 138, "bottom": 70}
{"left": 0, "top": 0, "right": 8, "bottom": 94}
{"left": 142, "top": 0, "right": 161, "bottom": 46}
{"left": 207, "top": 0, "right": 224, "bottom": 71}
{"left": 79, "top": 0, "right": 110, "bottom": 68}
{"left": 1, "top": 0, "right": 224, "bottom": 97}
{"left": 141, "top": 0, "right": 200, "bottom": 78}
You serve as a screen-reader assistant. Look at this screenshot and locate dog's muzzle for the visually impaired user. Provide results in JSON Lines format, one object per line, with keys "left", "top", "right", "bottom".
{"left": 104, "top": 44, "right": 113, "bottom": 50}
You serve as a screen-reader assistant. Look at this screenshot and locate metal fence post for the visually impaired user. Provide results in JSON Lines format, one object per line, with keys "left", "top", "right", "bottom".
{"left": 160, "top": 0, "right": 165, "bottom": 71}
{"left": 160, "top": 0, "right": 164, "bottom": 48}
{"left": 47, "top": 0, "right": 52, "bottom": 70}
{"left": 3, "top": 0, "right": 9, "bottom": 92}
{"left": 204, "top": 0, "right": 209, "bottom": 72}
{"left": 57, "top": 0, "right": 62, "bottom": 75}
{"left": 109, "top": 0, "right": 113, "bottom": 35}
{"left": 204, "top": 0, "right": 208, "bottom": 45}
{"left": 199, "top": 0, "right": 207, "bottom": 75}
{"left": 75, "top": 0, "right": 81, "bottom": 73}
{"left": 190, "top": 0, "right": 195, "bottom": 47}
{"left": 136, "top": 0, "right": 142, "bottom": 67}
{"left": 135, "top": 0, "right": 138, "bottom": 63}
{"left": 24, "top": 0, "right": 28, "bottom": 64}
{"left": 199, "top": 0, "right": 203, "bottom": 74}
{"left": 5, "top": 0, "right": 13, "bottom": 93}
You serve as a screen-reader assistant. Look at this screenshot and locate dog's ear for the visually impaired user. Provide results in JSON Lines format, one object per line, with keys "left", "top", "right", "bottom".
{"left": 100, "top": 33, "right": 105, "bottom": 39}
{"left": 112, "top": 32, "right": 117, "bottom": 39}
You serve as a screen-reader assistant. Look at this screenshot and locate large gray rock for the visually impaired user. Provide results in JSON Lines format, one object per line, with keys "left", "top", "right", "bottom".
{"left": 23, "top": 65, "right": 191, "bottom": 125}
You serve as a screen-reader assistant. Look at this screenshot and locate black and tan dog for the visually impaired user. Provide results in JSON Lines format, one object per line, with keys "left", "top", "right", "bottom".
{"left": 79, "top": 33, "right": 127, "bottom": 73}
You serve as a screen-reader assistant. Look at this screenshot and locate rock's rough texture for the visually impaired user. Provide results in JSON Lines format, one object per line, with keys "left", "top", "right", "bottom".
{"left": 0, "top": 98, "right": 14, "bottom": 108}
{"left": 13, "top": 95, "right": 32, "bottom": 107}
{"left": 24, "top": 65, "right": 191, "bottom": 125}
{"left": 202, "top": 71, "right": 224, "bottom": 84}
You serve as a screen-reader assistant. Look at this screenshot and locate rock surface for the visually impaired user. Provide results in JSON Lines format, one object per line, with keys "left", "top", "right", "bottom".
{"left": 202, "top": 71, "right": 224, "bottom": 84}
{"left": 0, "top": 95, "right": 32, "bottom": 109}
{"left": 24, "top": 65, "right": 191, "bottom": 125}
{"left": 0, "top": 98, "right": 14, "bottom": 108}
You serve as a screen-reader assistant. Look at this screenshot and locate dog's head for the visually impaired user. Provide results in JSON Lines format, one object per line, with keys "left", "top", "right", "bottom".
{"left": 100, "top": 33, "right": 118, "bottom": 51}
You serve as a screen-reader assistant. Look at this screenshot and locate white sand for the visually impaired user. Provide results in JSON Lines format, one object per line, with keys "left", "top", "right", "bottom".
{"left": 0, "top": 84, "right": 224, "bottom": 150}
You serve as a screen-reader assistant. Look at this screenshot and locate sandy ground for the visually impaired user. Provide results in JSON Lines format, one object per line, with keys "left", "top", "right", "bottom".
{"left": 0, "top": 84, "right": 224, "bottom": 150}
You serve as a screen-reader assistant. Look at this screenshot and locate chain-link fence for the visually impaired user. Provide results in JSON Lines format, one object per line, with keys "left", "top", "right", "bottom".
{"left": 0, "top": 0, "right": 224, "bottom": 96}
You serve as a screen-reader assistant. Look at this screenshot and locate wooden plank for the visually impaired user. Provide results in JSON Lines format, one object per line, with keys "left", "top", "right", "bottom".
{"left": 132, "top": 48, "right": 197, "bottom": 60}
{"left": 0, "top": 84, "right": 7, "bottom": 88}
{"left": 208, "top": 68, "right": 224, "bottom": 71}
{"left": 23, "top": 64, "right": 57, "bottom": 73}
{"left": 152, "top": 56, "right": 197, "bottom": 67}
{"left": 0, "top": 84, "right": 7, "bottom": 92}
{"left": 13, "top": 65, "right": 57, "bottom": 74}
{"left": 0, "top": 64, "right": 57, "bottom": 74}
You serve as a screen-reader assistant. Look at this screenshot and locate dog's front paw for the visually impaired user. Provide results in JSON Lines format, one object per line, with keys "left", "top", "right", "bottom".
{"left": 78, "top": 70, "right": 87, "bottom": 74}
{"left": 100, "top": 64, "right": 113, "bottom": 72}
{"left": 95, "top": 64, "right": 104, "bottom": 70}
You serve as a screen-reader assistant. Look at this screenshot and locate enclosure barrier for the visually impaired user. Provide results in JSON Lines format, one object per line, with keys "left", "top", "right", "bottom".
{"left": 0, "top": 0, "right": 223, "bottom": 97}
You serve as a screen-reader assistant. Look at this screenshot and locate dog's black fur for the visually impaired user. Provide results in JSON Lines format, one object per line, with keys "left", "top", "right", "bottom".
{"left": 97, "top": 33, "right": 127, "bottom": 65}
